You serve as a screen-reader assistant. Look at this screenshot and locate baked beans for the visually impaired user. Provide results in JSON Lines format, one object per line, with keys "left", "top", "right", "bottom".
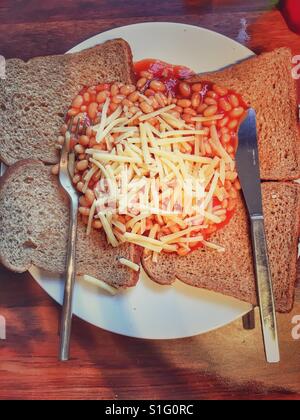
{"left": 59, "top": 69, "right": 247, "bottom": 257}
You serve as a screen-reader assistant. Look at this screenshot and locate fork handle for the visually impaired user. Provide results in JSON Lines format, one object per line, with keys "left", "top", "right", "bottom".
{"left": 250, "top": 215, "right": 280, "bottom": 363}
{"left": 59, "top": 199, "right": 78, "bottom": 361}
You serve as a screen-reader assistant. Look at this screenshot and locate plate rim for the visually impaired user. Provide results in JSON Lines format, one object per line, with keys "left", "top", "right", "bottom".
{"left": 31, "top": 267, "right": 253, "bottom": 340}
{"left": 66, "top": 21, "right": 256, "bottom": 57}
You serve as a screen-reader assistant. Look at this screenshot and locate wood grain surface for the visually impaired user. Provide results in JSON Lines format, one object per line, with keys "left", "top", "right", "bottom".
{"left": 0, "top": 0, "right": 300, "bottom": 401}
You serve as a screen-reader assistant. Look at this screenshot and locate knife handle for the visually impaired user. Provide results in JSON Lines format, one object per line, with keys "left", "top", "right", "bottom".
{"left": 250, "top": 215, "right": 280, "bottom": 363}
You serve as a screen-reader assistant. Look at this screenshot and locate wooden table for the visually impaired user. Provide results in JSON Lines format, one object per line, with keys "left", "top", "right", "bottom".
{"left": 0, "top": 0, "right": 299, "bottom": 401}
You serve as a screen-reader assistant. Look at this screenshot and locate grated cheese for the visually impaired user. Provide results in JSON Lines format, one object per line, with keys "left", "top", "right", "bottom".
{"left": 140, "top": 122, "right": 152, "bottom": 164}
{"left": 201, "top": 171, "right": 220, "bottom": 211}
{"left": 210, "top": 125, "right": 233, "bottom": 164}
{"left": 202, "top": 211, "right": 222, "bottom": 224}
{"left": 132, "top": 163, "right": 142, "bottom": 177}
{"left": 220, "top": 159, "right": 226, "bottom": 185}
{"left": 160, "top": 227, "right": 196, "bottom": 243}
{"left": 178, "top": 236, "right": 204, "bottom": 243}
{"left": 123, "top": 232, "right": 177, "bottom": 252}
{"left": 144, "top": 123, "right": 157, "bottom": 147}
{"left": 157, "top": 116, "right": 174, "bottom": 132}
{"left": 155, "top": 136, "right": 196, "bottom": 146}
{"left": 174, "top": 151, "right": 212, "bottom": 164}
{"left": 90, "top": 151, "right": 142, "bottom": 164}
{"left": 202, "top": 240, "right": 225, "bottom": 252}
{"left": 127, "top": 143, "right": 144, "bottom": 157}
{"left": 98, "top": 213, "right": 119, "bottom": 247}
{"left": 89, "top": 158, "right": 115, "bottom": 194}
{"left": 74, "top": 82, "right": 243, "bottom": 258}
{"left": 125, "top": 111, "right": 143, "bottom": 126}
{"left": 82, "top": 165, "right": 98, "bottom": 194}
{"left": 105, "top": 105, "right": 123, "bottom": 127}
{"left": 118, "top": 258, "right": 140, "bottom": 272}
{"left": 160, "top": 158, "right": 183, "bottom": 186}
{"left": 161, "top": 113, "right": 185, "bottom": 129}
{"left": 81, "top": 274, "right": 118, "bottom": 295}
{"left": 87, "top": 199, "right": 97, "bottom": 236}
{"left": 160, "top": 130, "right": 205, "bottom": 138}
{"left": 94, "top": 117, "right": 127, "bottom": 143}
{"left": 126, "top": 213, "right": 150, "bottom": 229}
{"left": 149, "top": 148, "right": 212, "bottom": 164}
{"left": 95, "top": 97, "right": 110, "bottom": 136}
{"left": 112, "top": 218, "right": 126, "bottom": 233}
{"left": 132, "top": 222, "right": 142, "bottom": 234}
{"left": 114, "top": 230, "right": 126, "bottom": 243}
{"left": 111, "top": 126, "right": 139, "bottom": 134}
{"left": 139, "top": 104, "right": 176, "bottom": 122}
{"left": 167, "top": 216, "right": 187, "bottom": 229}
{"left": 138, "top": 93, "right": 152, "bottom": 105}
{"left": 149, "top": 125, "right": 164, "bottom": 138}
{"left": 192, "top": 115, "right": 224, "bottom": 123}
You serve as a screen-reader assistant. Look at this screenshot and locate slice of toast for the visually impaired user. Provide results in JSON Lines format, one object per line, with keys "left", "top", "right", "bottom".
{"left": 0, "top": 160, "right": 141, "bottom": 289}
{"left": 142, "top": 182, "right": 300, "bottom": 313}
{"left": 187, "top": 48, "right": 300, "bottom": 181}
{"left": 0, "top": 39, "right": 135, "bottom": 166}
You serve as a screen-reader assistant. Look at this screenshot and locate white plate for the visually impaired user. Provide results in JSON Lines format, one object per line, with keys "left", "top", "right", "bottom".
{"left": 8, "top": 23, "right": 256, "bottom": 339}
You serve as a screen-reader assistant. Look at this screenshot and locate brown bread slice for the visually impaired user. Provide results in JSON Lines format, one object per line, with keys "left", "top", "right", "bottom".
{"left": 0, "top": 39, "right": 135, "bottom": 166}
{"left": 187, "top": 48, "right": 300, "bottom": 181}
{"left": 0, "top": 160, "right": 141, "bottom": 288}
{"left": 142, "top": 182, "right": 300, "bottom": 313}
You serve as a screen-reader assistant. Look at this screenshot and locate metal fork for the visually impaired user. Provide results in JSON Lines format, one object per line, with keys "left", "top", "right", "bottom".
{"left": 59, "top": 117, "right": 81, "bottom": 361}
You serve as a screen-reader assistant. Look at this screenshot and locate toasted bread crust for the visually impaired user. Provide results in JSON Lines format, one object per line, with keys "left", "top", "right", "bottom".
{"left": 0, "top": 159, "right": 43, "bottom": 273}
{"left": 0, "top": 39, "right": 135, "bottom": 166}
{"left": 187, "top": 48, "right": 300, "bottom": 181}
{"left": 287, "top": 182, "right": 300, "bottom": 312}
{"left": 0, "top": 160, "right": 141, "bottom": 288}
{"left": 142, "top": 182, "right": 300, "bottom": 313}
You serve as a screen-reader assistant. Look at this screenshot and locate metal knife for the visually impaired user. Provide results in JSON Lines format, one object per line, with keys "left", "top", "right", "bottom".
{"left": 236, "top": 108, "right": 280, "bottom": 364}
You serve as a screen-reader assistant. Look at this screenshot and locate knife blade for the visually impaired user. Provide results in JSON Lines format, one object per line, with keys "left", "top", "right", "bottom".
{"left": 236, "top": 108, "right": 280, "bottom": 363}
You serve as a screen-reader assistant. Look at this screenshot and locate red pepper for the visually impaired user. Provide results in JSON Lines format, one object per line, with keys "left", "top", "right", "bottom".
{"left": 280, "top": 0, "right": 300, "bottom": 34}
